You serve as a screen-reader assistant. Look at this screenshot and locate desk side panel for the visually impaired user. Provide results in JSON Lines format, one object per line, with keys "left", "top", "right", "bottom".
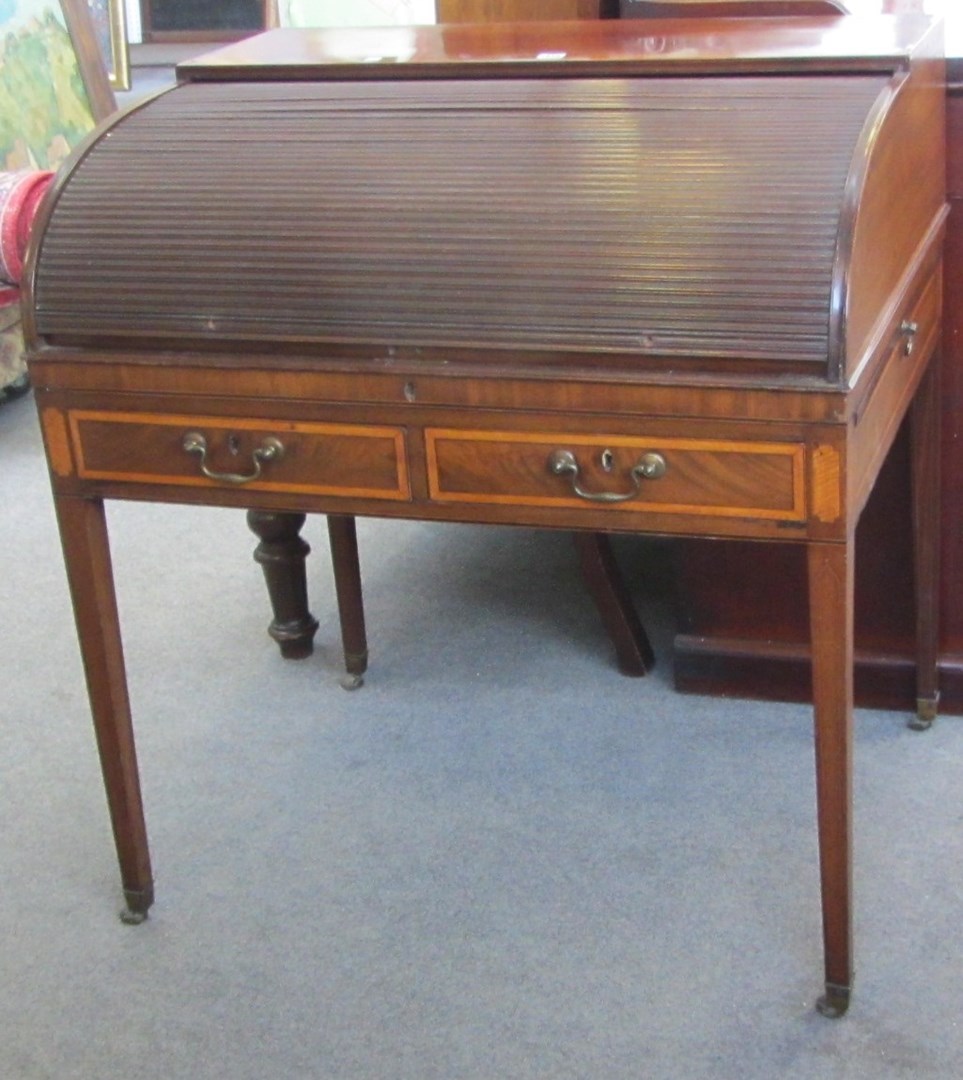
{"left": 841, "top": 30, "right": 946, "bottom": 383}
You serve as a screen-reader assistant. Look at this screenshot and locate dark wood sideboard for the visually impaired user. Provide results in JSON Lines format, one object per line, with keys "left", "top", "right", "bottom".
{"left": 24, "top": 16, "right": 946, "bottom": 1017}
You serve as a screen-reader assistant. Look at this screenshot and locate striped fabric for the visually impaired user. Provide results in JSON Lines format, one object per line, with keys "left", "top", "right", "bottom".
{"left": 0, "top": 170, "right": 53, "bottom": 287}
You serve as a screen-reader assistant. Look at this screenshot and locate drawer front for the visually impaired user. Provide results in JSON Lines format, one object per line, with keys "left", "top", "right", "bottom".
{"left": 426, "top": 429, "right": 806, "bottom": 522}
{"left": 69, "top": 411, "right": 410, "bottom": 500}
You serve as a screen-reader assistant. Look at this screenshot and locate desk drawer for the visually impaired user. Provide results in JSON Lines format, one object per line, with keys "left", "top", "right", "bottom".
{"left": 426, "top": 429, "right": 806, "bottom": 522}
{"left": 68, "top": 411, "right": 411, "bottom": 500}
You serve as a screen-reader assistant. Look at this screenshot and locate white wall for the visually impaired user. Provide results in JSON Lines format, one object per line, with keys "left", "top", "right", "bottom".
{"left": 124, "top": 0, "right": 142, "bottom": 43}
{"left": 280, "top": 1, "right": 436, "bottom": 26}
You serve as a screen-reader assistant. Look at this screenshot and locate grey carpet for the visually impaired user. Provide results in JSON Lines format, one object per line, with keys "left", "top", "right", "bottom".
{"left": 3, "top": 383, "right": 963, "bottom": 1078}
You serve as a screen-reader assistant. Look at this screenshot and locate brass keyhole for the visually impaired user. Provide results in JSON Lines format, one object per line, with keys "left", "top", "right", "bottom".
{"left": 228, "top": 433, "right": 241, "bottom": 456}
{"left": 600, "top": 449, "right": 615, "bottom": 472}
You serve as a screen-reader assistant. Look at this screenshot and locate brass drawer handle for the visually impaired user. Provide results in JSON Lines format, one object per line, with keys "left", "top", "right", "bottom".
{"left": 548, "top": 448, "right": 667, "bottom": 503}
{"left": 900, "top": 319, "right": 919, "bottom": 357}
{"left": 182, "top": 431, "right": 285, "bottom": 484}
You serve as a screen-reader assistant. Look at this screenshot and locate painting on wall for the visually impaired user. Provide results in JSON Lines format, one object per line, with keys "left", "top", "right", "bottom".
{"left": 85, "top": 0, "right": 129, "bottom": 90}
{"left": 0, "top": 0, "right": 101, "bottom": 171}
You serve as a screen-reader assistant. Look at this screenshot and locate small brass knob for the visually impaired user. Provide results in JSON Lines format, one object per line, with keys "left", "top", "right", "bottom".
{"left": 900, "top": 319, "right": 919, "bottom": 357}
{"left": 637, "top": 452, "right": 667, "bottom": 479}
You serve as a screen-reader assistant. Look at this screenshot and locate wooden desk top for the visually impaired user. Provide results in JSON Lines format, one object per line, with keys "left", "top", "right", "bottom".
{"left": 177, "top": 16, "right": 942, "bottom": 80}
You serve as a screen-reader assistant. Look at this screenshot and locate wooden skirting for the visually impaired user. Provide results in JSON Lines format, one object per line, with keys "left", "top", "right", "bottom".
{"left": 674, "top": 634, "right": 963, "bottom": 714}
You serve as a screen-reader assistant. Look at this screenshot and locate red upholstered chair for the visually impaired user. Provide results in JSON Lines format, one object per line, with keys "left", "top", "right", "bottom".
{"left": 1, "top": 172, "right": 54, "bottom": 401}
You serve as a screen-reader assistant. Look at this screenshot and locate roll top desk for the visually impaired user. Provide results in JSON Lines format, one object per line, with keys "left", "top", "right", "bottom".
{"left": 25, "top": 15, "right": 946, "bottom": 1016}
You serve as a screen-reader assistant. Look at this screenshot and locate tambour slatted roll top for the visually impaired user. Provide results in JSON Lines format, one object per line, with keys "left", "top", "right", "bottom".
{"left": 24, "top": 21, "right": 947, "bottom": 385}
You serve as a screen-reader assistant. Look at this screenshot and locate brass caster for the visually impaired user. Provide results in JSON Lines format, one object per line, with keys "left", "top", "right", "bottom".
{"left": 119, "top": 885, "right": 153, "bottom": 923}
{"left": 339, "top": 673, "right": 364, "bottom": 691}
{"left": 816, "top": 984, "right": 850, "bottom": 1019}
{"left": 909, "top": 693, "right": 939, "bottom": 731}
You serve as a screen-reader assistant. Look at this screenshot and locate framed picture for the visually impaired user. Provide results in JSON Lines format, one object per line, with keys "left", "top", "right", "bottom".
{"left": 1, "top": 0, "right": 115, "bottom": 172}
{"left": 83, "top": 0, "right": 129, "bottom": 90}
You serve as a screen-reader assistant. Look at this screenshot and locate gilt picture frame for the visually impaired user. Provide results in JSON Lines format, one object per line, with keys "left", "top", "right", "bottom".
{"left": 83, "top": 0, "right": 129, "bottom": 91}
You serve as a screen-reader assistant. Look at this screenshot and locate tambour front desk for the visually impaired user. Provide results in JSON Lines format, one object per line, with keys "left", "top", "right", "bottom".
{"left": 25, "top": 16, "right": 946, "bottom": 1016}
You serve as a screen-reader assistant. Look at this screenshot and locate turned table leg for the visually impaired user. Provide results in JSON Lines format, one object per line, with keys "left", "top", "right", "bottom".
{"left": 54, "top": 495, "right": 154, "bottom": 923}
{"left": 573, "top": 532, "right": 655, "bottom": 676}
{"left": 808, "top": 538, "right": 855, "bottom": 1017}
{"left": 909, "top": 355, "right": 941, "bottom": 730}
{"left": 247, "top": 510, "right": 319, "bottom": 660}
{"left": 327, "top": 515, "right": 368, "bottom": 690}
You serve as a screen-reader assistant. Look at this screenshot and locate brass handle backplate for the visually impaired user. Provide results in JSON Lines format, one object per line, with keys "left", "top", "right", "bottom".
{"left": 548, "top": 448, "right": 667, "bottom": 503}
{"left": 182, "top": 431, "right": 285, "bottom": 485}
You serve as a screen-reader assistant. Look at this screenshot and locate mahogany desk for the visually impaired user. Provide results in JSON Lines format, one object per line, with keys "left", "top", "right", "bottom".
{"left": 25, "top": 17, "right": 946, "bottom": 1017}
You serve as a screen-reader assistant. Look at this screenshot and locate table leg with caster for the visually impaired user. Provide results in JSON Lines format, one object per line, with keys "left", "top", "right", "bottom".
{"left": 54, "top": 494, "right": 154, "bottom": 924}
{"left": 327, "top": 515, "right": 368, "bottom": 690}
{"left": 909, "top": 356, "right": 940, "bottom": 731}
{"left": 808, "top": 538, "right": 854, "bottom": 1018}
